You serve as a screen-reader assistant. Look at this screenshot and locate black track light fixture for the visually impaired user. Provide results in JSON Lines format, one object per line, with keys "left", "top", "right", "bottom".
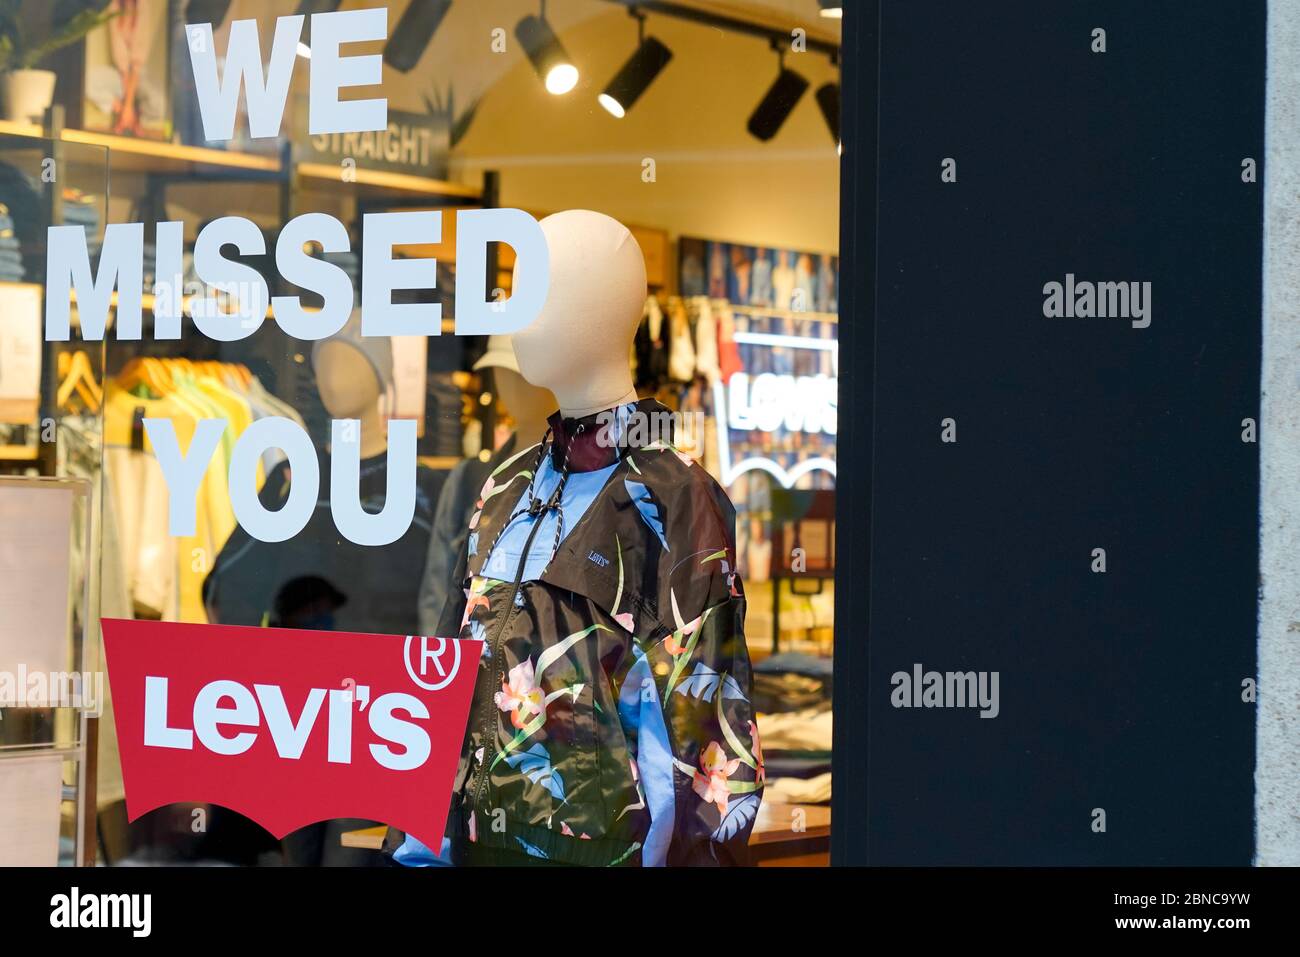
{"left": 746, "top": 43, "right": 809, "bottom": 142}
{"left": 384, "top": 0, "right": 453, "bottom": 74}
{"left": 186, "top": 0, "right": 233, "bottom": 27}
{"left": 816, "top": 82, "right": 841, "bottom": 145}
{"left": 516, "top": 0, "right": 579, "bottom": 95}
{"left": 598, "top": 8, "right": 673, "bottom": 119}
{"left": 293, "top": 0, "right": 344, "bottom": 59}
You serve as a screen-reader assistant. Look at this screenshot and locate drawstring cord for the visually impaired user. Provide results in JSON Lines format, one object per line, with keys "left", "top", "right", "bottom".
{"left": 483, "top": 423, "right": 585, "bottom": 570}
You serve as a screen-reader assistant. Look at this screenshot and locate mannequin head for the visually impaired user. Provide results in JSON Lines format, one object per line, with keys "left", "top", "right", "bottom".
{"left": 312, "top": 311, "right": 394, "bottom": 417}
{"left": 495, "top": 366, "right": 555, "bottom": 445}
{"left": 312, "top": 313, "right": 394, "bottom": 458}
{"left": 473, "top": 334, "right": 557, "bottom": 447}
{"left": 511, "top": 209, "right": 646, "bottom": 417}
{"left": 315, "top": 341, "right": 381, "bottom": 418}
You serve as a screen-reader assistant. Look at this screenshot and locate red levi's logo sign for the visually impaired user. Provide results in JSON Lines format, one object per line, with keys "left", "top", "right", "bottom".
{"left": 101, "top": 619, "right": 481, "bottom": 850}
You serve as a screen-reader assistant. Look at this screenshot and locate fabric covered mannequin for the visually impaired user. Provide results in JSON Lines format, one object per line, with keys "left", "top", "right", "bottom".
{"left": 390, "top": 211, "right": 762, "bottom": 869}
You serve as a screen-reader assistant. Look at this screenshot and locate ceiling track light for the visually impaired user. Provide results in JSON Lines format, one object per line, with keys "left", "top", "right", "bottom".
{"left": 186, "top": 0, "right": 234, "bottom": 27}
{"left": 516, "top": 0, "right": 579, "bottom": 95}
{"left": 293, "top": 0, "right": 344, "bottom": 59}
{"left": 384, "top": 0, "right": 453, "bottom": 74}
{"left": 817, "top": 0, "right": 843, "bottom": 19}
{"left": 816, "top": 50, "right": 840, "bottom": 145}
{"left": 599, "top": 7, "right": 673, "bottom": 118}
{"left": 815, "top": 81, "right": 840, "bottom": 143}
{"left": 746, "top": 43, "right": 809, "bottom": 142}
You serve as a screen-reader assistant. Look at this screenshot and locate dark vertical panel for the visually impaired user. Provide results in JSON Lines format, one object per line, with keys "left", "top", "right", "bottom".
{"left": 838, "top": 0, "right": 1263, "bottom": 864}
{"left": 831, "top": 0, "right": 879, "bottom": 867}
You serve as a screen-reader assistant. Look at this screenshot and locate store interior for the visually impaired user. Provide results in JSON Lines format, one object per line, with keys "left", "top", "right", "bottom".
{"left": 0, "top": 0, "right": 840, "bottom": 866}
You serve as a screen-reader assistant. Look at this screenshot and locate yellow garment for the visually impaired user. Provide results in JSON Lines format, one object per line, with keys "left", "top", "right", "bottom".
{"left": 105, "top": 384, "right": 229, "bottom": 622}
{"left": 105, "top": 361, "right": 276, "bottom": 623}
{"left": 191, "top": 374, "right": 261, "bottom": 541}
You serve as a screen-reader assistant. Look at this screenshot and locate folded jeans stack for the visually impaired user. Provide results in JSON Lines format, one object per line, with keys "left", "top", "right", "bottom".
{"left": 0, "top": 206, "right": 26, "bottom": 281}
{"left": 752, "top": 651, "right": 834, "bottom": 714}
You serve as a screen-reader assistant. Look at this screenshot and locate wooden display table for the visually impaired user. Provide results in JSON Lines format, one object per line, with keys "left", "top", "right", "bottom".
{"left": 340, "top": 801, "right": 830, "bottom": 866}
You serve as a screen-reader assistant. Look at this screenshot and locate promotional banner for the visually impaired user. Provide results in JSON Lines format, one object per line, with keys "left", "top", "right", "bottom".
{"left": 101, "top": 619, "right": 481, "bottom": 850}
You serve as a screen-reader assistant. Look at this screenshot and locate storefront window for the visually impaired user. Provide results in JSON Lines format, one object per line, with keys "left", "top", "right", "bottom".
{"left": 0, "top": 0, "right": 840, "bottom": 868}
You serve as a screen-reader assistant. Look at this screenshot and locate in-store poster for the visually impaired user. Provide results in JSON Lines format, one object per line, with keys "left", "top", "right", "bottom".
{"left": 83, "top": 0, "right": 172, "bottom": 140}
{"left": 102, "top": 619, "right": 482, "bottom": 849}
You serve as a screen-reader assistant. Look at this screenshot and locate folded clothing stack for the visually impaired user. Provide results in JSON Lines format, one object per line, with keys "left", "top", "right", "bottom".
{"left": 0, "top": 205, "right": 25, "bottom": 281}
{"left": 303, "top": 243, "right": 360, "bottom": 306}
{"left": 66, "top": 194, "right": 104, "bottom": 282}
{"left": 754, "top": 703, "right": 833, "bottom": 803}
{"left": 322, "top": 249, "right": 359, "bottom": 297}
{"left": 419, "top": 372, "right": 464, "bottom": 458}
{"left": 62, "top": 194, "right": 100, "bottom": 233}
{"left": 753, "top": 652, "right": 834, "bottom": 714}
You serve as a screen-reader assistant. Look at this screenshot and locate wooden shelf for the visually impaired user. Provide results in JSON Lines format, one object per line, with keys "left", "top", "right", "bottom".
{"left": 61, "top": 286, "right": 456, "bottom": 335}
{"left": 338, "top": 801, "right": 829, "bottom": 853}
{"left": 727, "top": 303, "right": 840, "bottom": 324}
{"left": 296, "top": 161, "right": 481, "bottom": 200}
{"left": 0, "top": 122, "right": 482, "bottom": 200}
{"left": 0, "top": 121, "right": 279, "bottom": 174}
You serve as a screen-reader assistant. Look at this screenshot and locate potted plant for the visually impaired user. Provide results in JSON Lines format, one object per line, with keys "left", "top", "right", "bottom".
{"left": 0, "top": 0, "right": 115, "bottom": 124}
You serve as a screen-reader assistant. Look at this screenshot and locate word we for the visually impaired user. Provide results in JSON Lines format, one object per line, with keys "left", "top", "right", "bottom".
{"left": 187, "top": 7, "right": 390, "bottom": 141}
{"left": 144, "top": 674, "right": 431, "bottom": 771}
{"left": 890, "top": 663, "right": 1000, "bottom": 718}
{"left": 1042, "top": 273, "right": 1152, "bottom": 328}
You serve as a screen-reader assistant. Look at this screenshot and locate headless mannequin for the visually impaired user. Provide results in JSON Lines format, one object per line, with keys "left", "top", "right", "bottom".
{"left": 511, "top": 210, "right": 646, "bottom": 416}
{"left": 494, "top": 365, "right": 555, "bottom": 448}
{"left": 314, "top": 341, "right": 387, "bottom": 459}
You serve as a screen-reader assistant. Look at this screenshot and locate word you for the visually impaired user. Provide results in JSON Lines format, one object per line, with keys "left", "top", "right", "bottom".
{"left": 148, "top": 416, "right": 419, "bottom": 545}
{"left": 1042, "top": 273, "right": 1152, "bottom": 328}
{"left": 890, "top": 663, "right": 1000, "bottom": 719}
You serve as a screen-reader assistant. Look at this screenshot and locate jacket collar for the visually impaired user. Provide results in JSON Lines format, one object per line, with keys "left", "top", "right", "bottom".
{"left": 466, "top": 398, "right": 682, "bottom": 640}
{"left": 547, "top": 397, "right": 663, "bottom": 473}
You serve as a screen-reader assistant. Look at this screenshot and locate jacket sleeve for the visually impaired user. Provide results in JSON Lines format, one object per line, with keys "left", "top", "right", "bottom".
{"left": 418, "top": 460, "right": 470, "bottom": 635}
{"left": 652, "top": 580, "right": 762, "bottom": 866}
{"left": 433, "top": 523, "right": 472, "bottom": 639}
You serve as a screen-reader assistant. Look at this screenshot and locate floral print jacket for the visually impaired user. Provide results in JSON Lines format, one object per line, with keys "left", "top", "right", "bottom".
{"left": 392, "top": 399, "right": 763, "bottom": 866}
